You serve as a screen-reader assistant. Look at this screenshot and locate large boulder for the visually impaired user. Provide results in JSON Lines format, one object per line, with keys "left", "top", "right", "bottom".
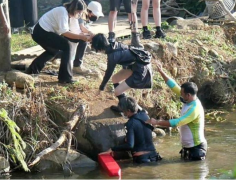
{"left": 170, "top": 18, "right": 205, "bottom": 30}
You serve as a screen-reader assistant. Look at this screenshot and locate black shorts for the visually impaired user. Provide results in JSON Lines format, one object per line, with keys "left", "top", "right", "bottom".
{"left": 125, "top": 63, "right": 153, "bottom": 89}
{"left": 133, "top": 151, "right": 162, "bottom": 163}
{"left": 110, "top": 0, "right": 131, "bottom": 13}
{"left": 180, "top": 142, "right": 207, "bottom": 161}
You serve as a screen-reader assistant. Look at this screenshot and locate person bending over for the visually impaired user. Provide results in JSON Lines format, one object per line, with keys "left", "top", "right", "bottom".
{"left": 91, "top": 33, "right": 153, "bottom": 111}
{"left": 100, "top": 97, "right": 162, "bottom": 163}
{"left": 26, "top": 0, "right": 92, "bottom": 84}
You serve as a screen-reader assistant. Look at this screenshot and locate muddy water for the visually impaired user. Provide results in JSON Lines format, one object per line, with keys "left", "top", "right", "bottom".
{"left": 11, "top": 111, "right": 236, "bottom": 179}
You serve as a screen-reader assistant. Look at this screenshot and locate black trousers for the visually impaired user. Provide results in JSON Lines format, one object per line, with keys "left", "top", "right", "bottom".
{"left": 74, "top": 40, "right": 88, "bottom": 67}
{"left": 133, "top": 151, "right": 162, "bottom": 163}
{"left": 27, "top": 23, "right": 72, "bottom": 81}
{"left": 180, "top": 142, "right": 207, "bottom": 161}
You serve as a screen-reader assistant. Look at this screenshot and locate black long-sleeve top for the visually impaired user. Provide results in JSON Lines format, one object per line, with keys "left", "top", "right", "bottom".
{"left": 111, "top": 110, "right": 156, "bottom": 153}
{"left": 99, "top": 42, "right": 137, "bottom": 91}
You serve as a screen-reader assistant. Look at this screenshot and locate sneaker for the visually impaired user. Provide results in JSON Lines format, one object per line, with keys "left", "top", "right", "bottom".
{"left": 108, "top": 32, "right": 116, "bottom": 43}
{"left": 73, "top": 66, "right": 92, "bottom": 75}
{"left": 110, "top": 105, "right": 122, "bottom": 113}
{"left": 58, "top": 79, "right": 77, "bottom": 84}
{"left": 142, "top": 30, "right": 152, "bottom": 39}
{"left": 154, "top": 29, "right": 166, "bottom": 39}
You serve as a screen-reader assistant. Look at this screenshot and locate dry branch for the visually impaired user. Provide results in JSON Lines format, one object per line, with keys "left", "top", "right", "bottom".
{"left": 29, "top": 104, "right": 86, "bottom": 167}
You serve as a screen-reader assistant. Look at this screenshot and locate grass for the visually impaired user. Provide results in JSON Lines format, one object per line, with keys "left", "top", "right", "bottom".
{"left": 11, "top": 31, "right": 37, "bottom": 52}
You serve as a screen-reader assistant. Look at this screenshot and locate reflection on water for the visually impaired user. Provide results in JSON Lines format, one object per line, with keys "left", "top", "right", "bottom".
{"left": 11, "top": 111, "right": 236, "bottom": 179}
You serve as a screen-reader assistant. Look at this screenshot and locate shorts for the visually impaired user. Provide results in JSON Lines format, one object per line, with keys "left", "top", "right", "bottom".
{"left": 180, "top": 142, "right": 207, "bottom": 161}
{"left": 110, "top": 0, "right": 131, "bottom": 13}
{"left": 125, "top": 63, "right": 153, "bottom": 89}
{"left": 133, "top": 151, "right": 162, "bottom": 163}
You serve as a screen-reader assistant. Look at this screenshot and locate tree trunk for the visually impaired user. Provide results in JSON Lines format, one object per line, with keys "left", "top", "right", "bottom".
{"left": 0, "top": 0, "right": 11, "bottom": 72}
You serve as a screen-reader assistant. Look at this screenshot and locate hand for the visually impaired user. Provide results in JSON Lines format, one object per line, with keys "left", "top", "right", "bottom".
{"left": 146, "top": 118, "right": 157, "bottom": 126}
{"left": 99, "top": 148, "right": 113, "bottom": 156}
{"left": 95, "top": 90, "right": 101, "bottom": 96}
{"left": 88, "top": 31, "right": 94, "bottom": 37}
{"left": 155, "top": 60, "right": 163, "bottom": 72}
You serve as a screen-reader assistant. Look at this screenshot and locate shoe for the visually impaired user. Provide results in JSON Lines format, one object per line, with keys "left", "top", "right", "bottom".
{"left": 110, "top": 105, "right": 122, "bottom": 113}
{"left": 154, "top": 29, "right": 166, "bottom": 39}
{"left": 58, "top": 79, "right": 77, "bottom": 84}
{"left": 131, "top": 32, "right": 144, "bottom": 49}
{"left": 73, "top": 66, "right": 92, "bottom": 75}
{"left": 142, "top": 30, "right": 152, "bottom": 39}
{"left": 108, "top": 32, "right": 116, "bottom": 43}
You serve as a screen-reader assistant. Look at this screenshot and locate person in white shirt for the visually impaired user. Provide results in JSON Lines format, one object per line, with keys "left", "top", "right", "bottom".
{"left": 62, "top": 0, "right": 104, "bottom": 74}
{"left": 26, "top": 0, "right": 92, "bottom": 84}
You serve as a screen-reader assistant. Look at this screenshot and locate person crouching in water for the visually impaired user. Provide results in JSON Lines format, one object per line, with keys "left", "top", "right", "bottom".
{"left": 100, "top": 97, "right": 162, "bottom": 163}
{"left": 91, "top": 33, "right": 153, "bottom": 112}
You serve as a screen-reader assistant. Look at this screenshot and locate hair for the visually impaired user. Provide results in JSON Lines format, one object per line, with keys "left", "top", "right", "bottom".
{"left": 181, "top": 82, "right": 198, "bottom": 95}
{"left": 118, "top": 97, "right": 138, "bottom": 113}
{"left": 91, "top": 33, "right": 109, "bottom": 52}
{"left": 63, "top": 0, "right": 86, "bottom": 16}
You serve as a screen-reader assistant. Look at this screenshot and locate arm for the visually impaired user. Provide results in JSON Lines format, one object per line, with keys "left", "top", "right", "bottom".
{"left": 99, "top": 55, "right": 117, "bottom": 91}
{"left": 62, "top": 31, "right": 91, "bottom": 42}
{"left": 147, "top": 101, "right": 198, "bottom": 127}
{"left": 111, "top": 122, "right": 134, "bottom": 151}
{"left": 156, "top": 61, "right": 181, "bottom": 96}
{"left": 0, "top": 3, "right": 9, "bottom": 34}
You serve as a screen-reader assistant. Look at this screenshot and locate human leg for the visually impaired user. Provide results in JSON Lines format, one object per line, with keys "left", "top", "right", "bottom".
{"left": 73, "top": 39, "right": 91, "bottom": 74}
{"left": 141, "top": 0, "right": 152, "bottom": 39}
{"left": 108, "top": 0, "right": 120, "bottom": 43}
{"left": 153, "top": 0, "right": 165, "bottom": 38}
{"left": 130, "top": 0, "right": 143, "bottom": 48}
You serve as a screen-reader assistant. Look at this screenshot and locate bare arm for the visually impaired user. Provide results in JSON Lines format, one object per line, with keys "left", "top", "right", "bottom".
{"left": 62, "top": 31, "right": 92, "bottom": 42}
{"left": 0, "top": 3, "right": 9, "bottom": 34}
{"left": 146, "top": 118, "right": 171, "bottom": 127}
{"left": 155, "top": 60, "right": 171, "bottom": 83}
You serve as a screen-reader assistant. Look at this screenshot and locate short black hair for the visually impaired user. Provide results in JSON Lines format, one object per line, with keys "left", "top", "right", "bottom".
{"left": 91, "top": 33, "right": 109, "bottom": 52}
{"left": 118, "top": 97, "right": 138, "bottom": 113}
{"left": 181, "top": 82, "right": 198, "bottom": 95}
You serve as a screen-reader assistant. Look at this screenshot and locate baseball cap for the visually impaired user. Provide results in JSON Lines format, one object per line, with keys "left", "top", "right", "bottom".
{"left": 87, "top": 1, "right": 104, "bottom": 17}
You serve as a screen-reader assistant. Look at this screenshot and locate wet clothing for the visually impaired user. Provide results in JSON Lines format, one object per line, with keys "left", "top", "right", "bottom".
{"left": 110, "top": 0, "right": 131, "bottom": 13}
{"left": 133, "top": 151, "right": 162, "bottom": 163}
{"left": 111, "top": 110, "right": 160, "bottom": 163}
{"left": 100, "top": 42, "right": 153, "bottom": 91}
{"left": 180, "top": 142, "right": 207, "bottom": 161}
{"left": 166, "top": 78, "right": 207, "bottom": 159}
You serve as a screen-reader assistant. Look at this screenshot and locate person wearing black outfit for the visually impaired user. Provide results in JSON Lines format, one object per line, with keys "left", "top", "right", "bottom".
{"left": 26, "top": 0, "right": 92, "bottom": 84}
{"left": 100, "top": 97, "right": 161, "bottom": 163}
{"left": 91, "top": 33, "right": 153, "bottom": 111}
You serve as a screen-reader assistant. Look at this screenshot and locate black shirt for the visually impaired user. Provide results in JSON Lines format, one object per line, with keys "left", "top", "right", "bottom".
{"left": 111, "top": 110, "right": 156, "bottom": 153}
{"left": 99, "top": 42, "right": 137, "bottom": 90}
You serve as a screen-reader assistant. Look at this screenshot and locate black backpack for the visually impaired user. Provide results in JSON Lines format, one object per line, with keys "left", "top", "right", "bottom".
{"left": 107, "top": 43, "right": 152, "bottom": 65}
{"left": 129, "top": 47, "right": 152, "bottom": 65}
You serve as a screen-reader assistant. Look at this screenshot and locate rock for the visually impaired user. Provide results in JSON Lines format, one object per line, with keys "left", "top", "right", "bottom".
{"left": 208, "top": 49, "right": 219, "bottom": 57}
{"left": 153, "top": 128, "right": 166, "bottom": 136}
{"left": 191, "top": 39, "right": 203, "bottom": 46}
{"left": 166, "top": 42, "right": 178, "bottom": 57}
{"left": 0, "top": 156, "right": 10, "bottom": 176}
{"left": 43, "top": 148, "right": 80, "bottom": 164}
{"left": 70, "top": 154, "right": 97, "bottom": 168}
{"left": 5, "top": 70, "right": 34, "bottom": 89}
{"left": 171, "top": 67, "right": 178, "bottom": 77}
{"left": 152, "top": 131, "right": 157, "bottom": 138}
{"left": 170, "top": 18, "right": 205, "bottom": 30}
{"left": 198, "top": 46, "right": 209, "bottom": 55}
{"left": 144, "top": 42, "right": 165, "bottom": 59}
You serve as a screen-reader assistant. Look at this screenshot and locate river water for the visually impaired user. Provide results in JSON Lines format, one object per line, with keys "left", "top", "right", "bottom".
{"left": 11, "top": 111, "right": 236, "bottom": 179}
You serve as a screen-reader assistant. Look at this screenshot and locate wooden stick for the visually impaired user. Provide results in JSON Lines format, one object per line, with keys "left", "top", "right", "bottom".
{"left": 28, "top": 105, "right": 86, "bottom": 167}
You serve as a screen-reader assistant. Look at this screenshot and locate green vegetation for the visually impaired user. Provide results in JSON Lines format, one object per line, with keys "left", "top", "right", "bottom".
{"left": 11, "top": 31, "right": 37, "bottom": 52}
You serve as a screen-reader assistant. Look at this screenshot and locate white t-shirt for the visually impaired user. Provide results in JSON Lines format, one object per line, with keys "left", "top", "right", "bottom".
{"left": 69, "top": 17, "right": 82, "bottom": 34}
{"left": 39, "top": 7, "right": 69, "bottom": 35}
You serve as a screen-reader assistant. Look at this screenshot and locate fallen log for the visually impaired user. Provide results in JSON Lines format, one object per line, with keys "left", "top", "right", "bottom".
{"left": 29, "top": 104, "right": 87, "bottom": 167}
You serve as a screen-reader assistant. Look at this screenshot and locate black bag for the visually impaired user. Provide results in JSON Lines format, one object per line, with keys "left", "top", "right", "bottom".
{"left": 129, "top": 47, "right": 152, "bottom": 65}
